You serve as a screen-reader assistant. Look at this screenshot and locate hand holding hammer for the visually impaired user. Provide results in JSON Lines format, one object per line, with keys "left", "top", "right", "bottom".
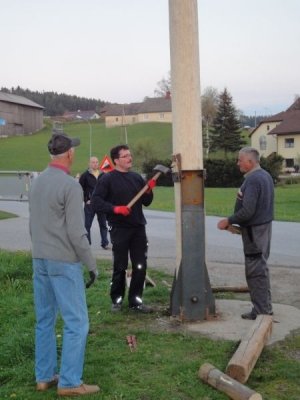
{"left": 127, "top": 164, "right": 170, "bottom": 208}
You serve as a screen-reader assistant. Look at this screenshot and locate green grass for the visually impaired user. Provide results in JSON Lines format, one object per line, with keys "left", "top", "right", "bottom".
{"left": 150, "top": 184, "right": 300, "bottom": 222}
{"left": 0, "top": 120, "right": 172, "bottom": 174}
{"left": 0, "top": 250, "right": 299, "bottom": 399}
{"left": 0, "top": 121, "right": 299, "bottom": 222}
{"left": 0, "top": 211, "right": 17, "bottom": 220}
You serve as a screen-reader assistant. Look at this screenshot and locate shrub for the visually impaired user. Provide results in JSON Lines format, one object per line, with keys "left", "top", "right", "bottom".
{"left": 142, "top": 158, "right": 173, "bottom": 186}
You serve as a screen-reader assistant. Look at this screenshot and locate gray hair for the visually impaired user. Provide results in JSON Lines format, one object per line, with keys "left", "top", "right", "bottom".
{"left": 239, "top": 147, "right": 260, "bottom": 163}
{"left": 50, "top": 147, "right": 74, "bottom": 160}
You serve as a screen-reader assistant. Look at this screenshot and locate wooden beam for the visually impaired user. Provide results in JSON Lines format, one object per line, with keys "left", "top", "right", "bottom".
{"left": 212, "top": 286, "right": 249, "bottom": 293}
{"left": 199, "top": 363, "right": 262, "bottom": 400}
{"left": 226, "top": 315, "right": 273, "bottom": 383}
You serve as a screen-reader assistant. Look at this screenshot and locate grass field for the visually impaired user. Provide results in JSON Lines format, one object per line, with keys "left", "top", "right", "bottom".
{"left": 0, "top": 121, "right": 299, "bottom": 222}
{"left": 0, "top": 250, "right": 299, "bottom": 400}
{"left": 0, "top": 120, "right": 172, "bottom": 173}
{"left": 149, "top": 185, "right": 300, "bottom": 222}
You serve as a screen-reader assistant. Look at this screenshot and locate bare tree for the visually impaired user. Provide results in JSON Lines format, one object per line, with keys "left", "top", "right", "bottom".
{"left": 154, "top": 72, "right": 171, "bottom": 97}
{"left": 201, "top": 86, "right": 219, "bottom": 156}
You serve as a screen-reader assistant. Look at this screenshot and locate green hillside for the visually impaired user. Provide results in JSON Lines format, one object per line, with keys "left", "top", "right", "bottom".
{"left": 0, "top": 120, "right": 173, "bottom": 174}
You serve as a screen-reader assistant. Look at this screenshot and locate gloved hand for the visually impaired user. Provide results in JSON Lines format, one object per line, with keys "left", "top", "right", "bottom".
{"left": 113, "top": 206, "right": 131, "bottom": 216}
{"left": 86, "top": 270, "right": 98, "bottom": 289}
{"left": 146, "top": 178, "right": 156, "bottom": 193}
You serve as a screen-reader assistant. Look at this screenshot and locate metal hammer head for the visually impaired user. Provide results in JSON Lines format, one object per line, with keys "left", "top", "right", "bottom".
{"left": 153, "top": 164, "right": 170, "bottom": 175}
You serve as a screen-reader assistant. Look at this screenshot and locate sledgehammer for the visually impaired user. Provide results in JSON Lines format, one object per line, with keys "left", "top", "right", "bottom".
{"left": 127, "top": 164, "right": 170, "bottom": 208}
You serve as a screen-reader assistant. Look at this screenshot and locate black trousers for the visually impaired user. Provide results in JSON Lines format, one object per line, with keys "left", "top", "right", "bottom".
{"left": 84, "top": 204, "right": 109, "bottom": 247}
{"left": 109, "top": 225, "right": 148, "bottom": 307}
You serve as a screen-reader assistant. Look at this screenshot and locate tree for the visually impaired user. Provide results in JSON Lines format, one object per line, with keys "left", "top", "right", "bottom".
{"left": 154, "top": 72, "right": 171, "bottom": 97}
{"left": 201, "top": 86, "right": 219, "bottom": 156}
{"left": 210, "top": 88, "right": 245, "bottom": 157}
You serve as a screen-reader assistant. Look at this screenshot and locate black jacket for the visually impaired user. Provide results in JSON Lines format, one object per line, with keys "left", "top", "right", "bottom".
{"left": 79, "top": 169, "right": 103, "bottom": 204}
{"left": 91, "top": 169, "right": 153, "bottom": 227}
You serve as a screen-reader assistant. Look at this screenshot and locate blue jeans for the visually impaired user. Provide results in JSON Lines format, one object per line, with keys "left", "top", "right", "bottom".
{"left": 33, "top": 259, "right": 89, "bottom": 388}
{"left": 84, "top": 203, "right": 109, "bottom": 247}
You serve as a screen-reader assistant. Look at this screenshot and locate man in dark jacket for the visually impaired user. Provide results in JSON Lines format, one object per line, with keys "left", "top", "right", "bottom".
{"left": 79, "top": 157, "right": 109, "bottom": 249}
{"left": 91, "top": 145, "right": 156, "bottom": 313}
{"left": 217, "top": 147, "right": 274, "bottom": 320}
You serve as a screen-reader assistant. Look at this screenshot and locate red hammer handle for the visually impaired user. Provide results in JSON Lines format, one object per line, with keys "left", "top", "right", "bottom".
{"left": 127, "top": 171, "right": 161, "bottom": 208}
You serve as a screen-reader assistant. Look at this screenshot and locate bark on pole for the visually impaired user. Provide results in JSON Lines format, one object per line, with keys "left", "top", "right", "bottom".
{"left": 199, "top": 363, "right": 262, "bottom": 400}
{"left": 226, "top": 315, "right": 273, "bottom": 383}
{"left": 169, "top": 0, "right": 215, "bottom": 320}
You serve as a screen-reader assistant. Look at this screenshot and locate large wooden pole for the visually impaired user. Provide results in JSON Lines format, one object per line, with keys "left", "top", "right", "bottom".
{"left": 169, "top": 0, "right": 215, "bottom": 320}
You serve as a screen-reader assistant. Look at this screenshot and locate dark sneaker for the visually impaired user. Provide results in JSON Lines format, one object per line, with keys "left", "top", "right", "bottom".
{"left": 129, "top": 304, "right": 154, "bottom": 314}
{"left": 241, "top": 311, "right": 257, "bottom": 320}
{"left": 111, "top": 303, "right": 122, "bottom": 312}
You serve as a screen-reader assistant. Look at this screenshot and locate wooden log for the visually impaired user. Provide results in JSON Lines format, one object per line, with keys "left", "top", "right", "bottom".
{"left": 199, "top": 363, "right": 262, "bottom": 400}
{"left": 212, "top": 286, "right": 249, "bottom": 293}
{"left": 226, "top": 315, "right": 273, "bottom": 383}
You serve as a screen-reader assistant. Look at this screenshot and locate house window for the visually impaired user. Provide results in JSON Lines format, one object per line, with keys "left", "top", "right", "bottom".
{"left": 285, "top": 138, "right": 294, "bottom": 148}
{"left": 285, "top": 158, "right": 294, "bottom": 168}
{"left": 267, "top": 125, "right": 270, "bottom": 131}
{"left": 259, "top": 135, "right": 267, "bottom": 150}
{"left": 160, "top": 113, "right": 164, "bottom": 119}
{"left": 116, "top": 117, "right": 119, "bottom": 122}
{"left": 144, "top": 114, "right": 148, "bottom": 120}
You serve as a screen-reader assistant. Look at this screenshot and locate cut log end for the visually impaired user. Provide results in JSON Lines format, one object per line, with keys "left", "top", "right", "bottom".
{"left": 199, "top": 363, "right": 262, "bottom": 400}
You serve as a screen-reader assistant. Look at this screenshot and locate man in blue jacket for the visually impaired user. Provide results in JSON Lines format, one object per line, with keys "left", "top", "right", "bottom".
{"left": 218, "top": 147, "right": 274, "bottom": 320}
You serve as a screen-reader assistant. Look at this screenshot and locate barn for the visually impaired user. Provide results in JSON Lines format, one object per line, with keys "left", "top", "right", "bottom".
{"left": 0, "top": 92, "right": 44, "bottom": 137}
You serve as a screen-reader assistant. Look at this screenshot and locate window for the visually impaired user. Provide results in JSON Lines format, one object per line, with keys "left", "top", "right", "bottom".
{"left": 160, "top": 113, "right": 164, "bottom": 119}
{"left": 267, "top": 125, "right": 270, "bottom": 131}
{"left": 116, "top": 117, "right": 119, "bottom": 122}
{"left": 259, "top": 135, "right": 267, "bottom": 150}
{"left": 285, "top": 158, "right": 294, "bottom": 168}
{"left": 285, "top": 138, "right": 294, "bottom": 148}
{"left": 144, "top": 114, "right": 149, "bottom": 120}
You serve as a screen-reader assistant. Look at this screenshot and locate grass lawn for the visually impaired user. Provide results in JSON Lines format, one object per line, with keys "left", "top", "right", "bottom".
{"left": 150, "top": 184, "right": 300, "bottom": 222}
{"left": 0, "top": 120, "right": 172, "bottom": 174}
{"left": 0, "top": 250, "right": 299, "bottom": 400}
{"left": 0, "top": 121, "right": 299, "bottom": 222}
{"left": 0, "top": 211, "right": 17, "bottom": 220}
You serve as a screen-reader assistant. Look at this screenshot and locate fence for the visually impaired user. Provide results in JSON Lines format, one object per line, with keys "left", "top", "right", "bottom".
{"left": 0, "top": 171, "right": 38, "bottom": 201}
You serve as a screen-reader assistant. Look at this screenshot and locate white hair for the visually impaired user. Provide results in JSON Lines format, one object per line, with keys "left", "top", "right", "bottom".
{"left": 239, "top": 147, "right": 260, "bottom": 163}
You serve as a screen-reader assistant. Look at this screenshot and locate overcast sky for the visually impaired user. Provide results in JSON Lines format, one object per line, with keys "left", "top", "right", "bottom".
{"left": 1, "top": 0, "right": 299, "bottom": 115}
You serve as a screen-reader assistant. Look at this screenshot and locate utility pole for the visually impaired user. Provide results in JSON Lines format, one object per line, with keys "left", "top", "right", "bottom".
{"left": 169, "top": 0, "right": 215, "bottom": 321}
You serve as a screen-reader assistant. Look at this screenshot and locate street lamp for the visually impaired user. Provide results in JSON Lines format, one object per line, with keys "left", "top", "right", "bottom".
{"left": 76, "top": 113, "right": 92, "bottom": 158}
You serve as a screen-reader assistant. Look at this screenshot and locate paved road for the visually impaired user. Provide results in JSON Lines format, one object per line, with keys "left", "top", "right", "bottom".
{"left": 0, "top": 201, "right": 299, "bottom": 270}
{"left": 1, "top": 200, "right": 299, "bottom": 319}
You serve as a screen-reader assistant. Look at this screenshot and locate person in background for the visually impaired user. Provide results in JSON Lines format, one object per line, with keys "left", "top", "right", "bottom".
{"left": 217, "top": 147, "right": 274, "bottom": 320}
{"left": 29, "top": 133, "right": 100, "bottom": 396}
{"left": 91, "top": 144, "right": 156, "bottom": 313}
{"left": 79, "top": 157, "right": 109, "bottom": 250}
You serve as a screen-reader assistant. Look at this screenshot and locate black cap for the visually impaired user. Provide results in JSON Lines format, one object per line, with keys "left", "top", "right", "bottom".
{"left": 48, "top": 134, "right": 80, "bottom": 155}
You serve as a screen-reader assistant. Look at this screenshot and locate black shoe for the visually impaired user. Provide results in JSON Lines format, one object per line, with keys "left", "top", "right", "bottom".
{"left": 241, "top": 311, "right": 257, "bottom": 320}
{"left": 129, "top": 304, "right": 154, "bottom": 314}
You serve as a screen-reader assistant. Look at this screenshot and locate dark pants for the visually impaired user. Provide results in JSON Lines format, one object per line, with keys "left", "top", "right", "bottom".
{"left": 241, "top": 223, "right": 272, "bottom": 315}
{"left": 84, "top": 204, "right": 109, "bottom": 248}
{"left": 109, "top": 225, "right": 148, "bottom": 307}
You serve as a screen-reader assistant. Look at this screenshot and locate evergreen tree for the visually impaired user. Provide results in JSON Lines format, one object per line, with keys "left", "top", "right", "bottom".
{"left": 210, "top": 88, "right": 245, "bottom": 157}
